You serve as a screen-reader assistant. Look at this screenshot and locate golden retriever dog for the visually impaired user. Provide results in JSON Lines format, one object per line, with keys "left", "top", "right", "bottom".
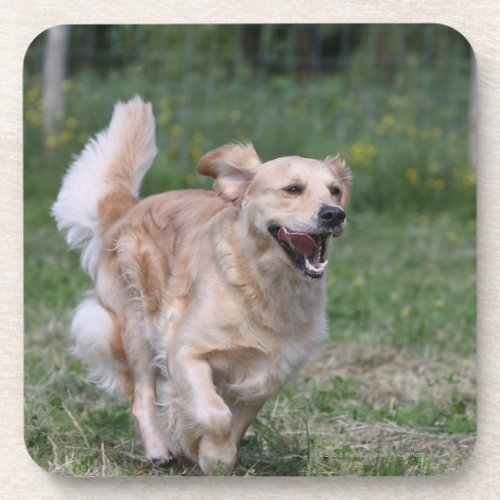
{"left": 52, "top": 96, "right": 352, "bottom": 475}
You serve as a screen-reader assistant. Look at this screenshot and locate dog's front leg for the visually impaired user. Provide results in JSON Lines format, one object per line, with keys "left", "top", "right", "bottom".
{"left": 171, "top": 346, "right": 236, "bottom": 475}
{"left": 230, "top": 399, "right": 266, "bottom": 444}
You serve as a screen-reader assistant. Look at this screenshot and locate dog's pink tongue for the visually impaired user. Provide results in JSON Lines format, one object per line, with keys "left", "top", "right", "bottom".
{"left": 278, "top": 227, "right": 317, "bottom": 257}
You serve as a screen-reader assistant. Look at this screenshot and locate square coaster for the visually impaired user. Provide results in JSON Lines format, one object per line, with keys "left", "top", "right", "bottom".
{"left": 24, "top": 24, "right": 475, "bottom": 476}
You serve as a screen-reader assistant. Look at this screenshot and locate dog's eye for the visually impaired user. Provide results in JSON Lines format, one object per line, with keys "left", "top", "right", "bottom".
{"left": 284, "top": 184, "right": 304, "bottom": 195}
{"left": 329, "top": 186, "right": 342, "bottom": 197}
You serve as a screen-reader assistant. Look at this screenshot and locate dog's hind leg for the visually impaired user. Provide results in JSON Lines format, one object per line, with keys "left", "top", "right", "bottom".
{"left": 122, "top": 309, "right": 180, "bottom": 466}
{"left": 111, "top": 231, "right": 180, "bottom": 465}
{"left": 71, "top": 294, "right": 177, "bottom": 466}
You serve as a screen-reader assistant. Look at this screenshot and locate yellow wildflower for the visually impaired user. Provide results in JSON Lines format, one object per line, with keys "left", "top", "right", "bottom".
{"left": 349, "top": 142, "right": 377, "bottom": 167}
{"left": 190, "top": 145, "right": 203, "bottom": 162}
{"left": 170, "top": 124, "right": 183, "bottom": 137}
{"left": 46, "top": 136, "right": 58, "bottom": 148}
{"left": 405, "top": 168, "right": 421, "bottom": 186}
{"left": 401, "top": 305, "right": 411, "bottom": 318}
{"left": 382, "top": 114, "right": 395, "bottom": 128}
{"left": 352, "top": 276, "right": 364, "bottom": 287}
{"left": 461, "top": 174, "right": 475, "bottom": 188}
{"left": 65, "top": 117, "right": 78, "bottom": 129}
{"left": 230, "top": 110, "right": 242, "bottom": 121}
{"left": 433, "top": 299, "right": 444, "bottom": 309}
{"left": 58, "top": 130, "right": 73, "bottom": 143}
{"left": 61, "top": 79, "right": 73, "bottom": 92}
{"left": 429, "top": 179, "right": 445, "bottom": 190}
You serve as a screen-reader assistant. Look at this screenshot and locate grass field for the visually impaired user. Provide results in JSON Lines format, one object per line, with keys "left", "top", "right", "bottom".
{"left": 24, "top": 53, "right": 475, "bottom": 476}
{"left": 24, "top": 201, "right": 475, "bottom": 476}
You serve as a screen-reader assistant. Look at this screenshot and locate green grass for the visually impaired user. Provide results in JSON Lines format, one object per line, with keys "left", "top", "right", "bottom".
{"left": 327, "top": 211, "right": 476, "bottom": 356}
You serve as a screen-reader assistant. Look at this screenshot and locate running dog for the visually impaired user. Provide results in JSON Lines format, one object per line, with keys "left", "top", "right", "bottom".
{"left": 52, "top": 96, "right": 352, "bottom": 474}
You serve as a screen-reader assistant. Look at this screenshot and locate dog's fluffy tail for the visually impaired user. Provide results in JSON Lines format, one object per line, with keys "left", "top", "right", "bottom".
{"left": 52, "top": 96, "right": 157, "bottom": 278}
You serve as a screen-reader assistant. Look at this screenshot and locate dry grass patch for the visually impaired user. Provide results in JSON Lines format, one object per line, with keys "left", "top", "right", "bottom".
{"left": 240, "top": 341, "right": 476, "bottom": 475}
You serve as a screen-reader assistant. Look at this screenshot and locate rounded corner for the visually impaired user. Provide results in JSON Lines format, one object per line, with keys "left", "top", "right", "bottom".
{"left": 424, "top": 22, "right": 476, "bottom": 62}
{"left": 23, "top": 24, "right": 72, "bottom": 72}
{"left": 23, "top": 428, "right": 56, "bottom": 476}
{"left": 432, "top": 432, "right": 478, "bottom": 478}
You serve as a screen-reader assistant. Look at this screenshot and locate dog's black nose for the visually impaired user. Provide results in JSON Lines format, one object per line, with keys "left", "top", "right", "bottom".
{"left": 319, "top": 205, "right": 345, "bottom": 226}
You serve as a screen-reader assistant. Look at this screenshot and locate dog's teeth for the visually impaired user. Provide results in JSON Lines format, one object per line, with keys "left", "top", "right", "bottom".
{"left": 305, "top": 258, "right": 328, "bottom": 273}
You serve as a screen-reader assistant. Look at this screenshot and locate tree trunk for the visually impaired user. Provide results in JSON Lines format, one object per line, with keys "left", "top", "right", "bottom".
{"left": 43, "top": 25, "right": 70, "bottom": 141}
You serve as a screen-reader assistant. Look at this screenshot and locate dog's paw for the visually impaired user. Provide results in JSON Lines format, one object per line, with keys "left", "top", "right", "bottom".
{"left": 150, "top": 454, "right": 177, "bottom": 469}
{"left": 198, "top": 435, "right": 237, "bottom": 476}
{"left": 146, "top": 442, "right": 181, "bottom": 468}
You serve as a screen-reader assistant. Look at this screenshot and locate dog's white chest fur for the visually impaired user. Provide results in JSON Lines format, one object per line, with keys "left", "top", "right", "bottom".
{"left": 213, "top": 327, "right": 325, "bottom": 402}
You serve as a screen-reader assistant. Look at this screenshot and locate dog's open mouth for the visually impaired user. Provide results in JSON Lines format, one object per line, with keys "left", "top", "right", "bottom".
{"left": 268, "top": 226, "right": 330, "bottom": 280}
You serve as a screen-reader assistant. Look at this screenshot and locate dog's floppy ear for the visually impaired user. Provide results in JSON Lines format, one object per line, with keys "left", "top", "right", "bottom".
{"left": 197, "top": 142, "right": 262, "bottom": 205}
{"left": 325, "top": 155, "right": 353, "bottom": 206}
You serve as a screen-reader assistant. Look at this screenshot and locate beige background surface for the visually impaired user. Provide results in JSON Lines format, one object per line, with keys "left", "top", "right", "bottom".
{"left": 2, "top": 1, "right": 498, "bottom": 498}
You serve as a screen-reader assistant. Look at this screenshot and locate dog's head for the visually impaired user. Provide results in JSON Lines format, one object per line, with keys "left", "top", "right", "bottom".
{"left": 197, "top": 143, "right": 352, "bottom": 280}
